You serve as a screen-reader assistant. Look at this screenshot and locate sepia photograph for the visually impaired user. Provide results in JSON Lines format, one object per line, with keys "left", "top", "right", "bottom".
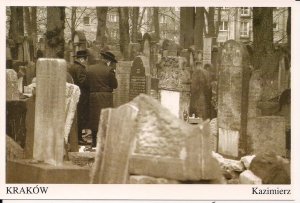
{"left": 2, "top": 1, "right": 297, "bottom": 201}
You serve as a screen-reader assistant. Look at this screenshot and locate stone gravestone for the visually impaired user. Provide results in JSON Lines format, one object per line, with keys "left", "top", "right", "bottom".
{"left": 217, "top": 40, "right": 251, "bottom": 158}
{"left": 189, "top": 67, "right": 212, "bottom": 120}
{"left": 247, "top": 116, "right": 286, "bottom": 156}
{"left": 90, "top": 104, "right": 139, "bottom": 183}
{"left": 142, "top": 32, "right": 159, "bottom": 77}
{"left": 129, "top": 56, "right": 150, "bottom": 100}
{"left": 203, "top": 37, "right": 212, "bottom": 65}
{"left": 157, "top": 56, "right": 190, "bottom": 119}
{"left": 33, "top": 59, "right": 66, "bottom": 166}
{"left": 114, "top": 61, "right": 132, "bottom": 107}
{"left": 6, "top": 69, "right": 20, "bottom": 101}
{"left": 129, "top": 94, "right": 221, "bottom": 181}
{"left": 128, "top": 43, "right": 141, "bottom": 61}
{"left": 91, "top": 94, "right": 221, "bottom": 183}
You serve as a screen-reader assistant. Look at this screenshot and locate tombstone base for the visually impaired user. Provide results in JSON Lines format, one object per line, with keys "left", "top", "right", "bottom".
{"left": 6, "top": 159, "right": 90, "bottom": 183}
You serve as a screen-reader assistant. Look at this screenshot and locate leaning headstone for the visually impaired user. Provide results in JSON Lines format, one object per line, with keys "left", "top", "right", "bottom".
{"left": 129, "top": 94, "right": 221, "bottom": 181}
{"left": 90, "top": 104, "right": 139, "bottom": 183}
{"left": 114, "top": 61, "right": 132, "bottom": 107}
{"left": 6, "top": 69, "right": 19, "bottom": 100}
{"left": 217, "top": 40, "right": 251, "bottom": 158}
{"left": 129, "top": 56, "right": 150, "bottom": 100}
{"left": 157, "top": 56, "right": 190, "bottom": 119}
{"left": 33, "top": 59, "right": 66, "bottom": 166}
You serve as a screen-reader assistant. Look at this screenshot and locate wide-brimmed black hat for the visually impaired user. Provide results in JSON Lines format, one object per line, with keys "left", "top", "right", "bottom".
{"left": 100, "top": 51, "right": 118, "bottom": 63}
{"left": 72, "top": 50, "right": 89, "bottom": 58}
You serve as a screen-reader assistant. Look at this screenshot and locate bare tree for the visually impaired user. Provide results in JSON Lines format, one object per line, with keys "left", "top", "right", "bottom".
{"left": 45, "top": 7, "right": 65, "bottom": 58}
{"left": 194, "top": 7, "right": 205, "bottom": 50}
{"left": 153, "top": 7, "right": 160, "bottom": 41}
{"left": 118, "top": 7, "right": 130, "bottom": 60}
{"left": 96, "top": 7, "right": 108, "bottom": 47}
{"left": 180, "top": 7, "right": 195, "bottom": 49}
{"left": 131, "top": 7, "right": 139, "bottom": 43}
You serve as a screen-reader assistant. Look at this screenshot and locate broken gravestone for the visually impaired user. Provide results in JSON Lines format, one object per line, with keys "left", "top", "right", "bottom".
{"left": 33, "top": 59, "right": 66, "bottom": 166}
{"left": 217, "top": 40, "right": 251, "bottom": 158}
{"left": 91, "top": 94, "right": 221, "bottom": 183}
{"left": 129, "top": 94, "right": 221, "bottom": 181}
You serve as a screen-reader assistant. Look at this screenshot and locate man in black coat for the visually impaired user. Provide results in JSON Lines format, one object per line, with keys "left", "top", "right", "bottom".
{"left": 68, "top": 50, "right": 90, "bottom": 144}
{"left": 87, "top": 51, "right": 118, "bottom": 147}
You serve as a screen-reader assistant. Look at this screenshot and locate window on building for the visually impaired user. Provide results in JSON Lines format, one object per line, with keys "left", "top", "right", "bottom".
{"left": 219, "top": 21, "right": 228, "bottom": 31}
{"left": 109, "top": 14, "right": 118, "bottom": 22}
{"left": 83, "top": 16, "right": 90, "bottom": 25}
{"left": 160, "top": 15, "right": 167, "bottom": 23}
{"left": 240, "top": 21, "right": 250, "bottom": 37}
{"left": 241, "top": 7, "right": 250, "bottom": 16}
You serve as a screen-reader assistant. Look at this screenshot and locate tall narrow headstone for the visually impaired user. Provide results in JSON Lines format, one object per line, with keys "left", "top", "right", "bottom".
{"left": 203, "top": 37, "right": 212, "bottom": 65}
{"left": 33, "top": 59, "right": 66, "bottom": 166}
{"left": 217, "top": 40, "right": 250, "bottom": 158}
{"left": 114, "top": 61, "right": 132, "bottom": 107}
{"left": 129, "top": 56, "right": 150, "bottom": 100}
{"left": 6, "top": 69, "right": 19, "bottom": 100}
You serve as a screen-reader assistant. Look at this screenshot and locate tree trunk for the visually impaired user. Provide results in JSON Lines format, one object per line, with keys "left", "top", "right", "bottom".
{"left": 131, "top": 7, "right": 139, "bottom": 43}
{"left": 45, "top": 7, "right": 65, "bottom": 58}
{"left": 180, "top": 7, "right": 195, "bottom": 49}
{"left": 24, "top": 7, "right": 32, "bottom": 36}
{"left": 96, "top": 7, "right": 108, "bottom": 47}
{"left": 287, "top": 7, "right": 291, "bottom": 50}
{"left": 118, "top": 7, "right": 130, "bottom": 60}
{"left": 207, "top": 7, "right": 215, "bottom": 37}
{"left": 9, "top": 7, "right": 19, "bottom": 60}
{"left": 71, "top": 7, "right": 77, "bottom": 41}
{"left": 194, "top": 7, "right": 205, "bottom": 50}
{"left": 253, "top": 8, "right": 274, "bottom": 72}
{"left": 31, "top": 7, "right": 37, "bottom": 58}
{"left": 253, "top": 8, "right": 277, "bottom": 101}
{"left": 153, "top": 7, "right": 160, "bottom": 41}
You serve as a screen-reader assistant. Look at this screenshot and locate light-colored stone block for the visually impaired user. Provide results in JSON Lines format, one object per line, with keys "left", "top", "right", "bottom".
{"left": 239, "top": 170, "right": 262, "bottom": 184}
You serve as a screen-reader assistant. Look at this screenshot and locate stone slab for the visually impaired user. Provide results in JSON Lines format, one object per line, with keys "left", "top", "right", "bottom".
{"left": 239, "top": 170, "right": 262, "bottom": 184}
{"left": 129, "top": 175, "right": 180, "bottom": 184}
{"left": 6, "top": 159, "right": 90, "bottom": 184}
{"left": 247, "top": 116, "right": 286, "bottom": 156}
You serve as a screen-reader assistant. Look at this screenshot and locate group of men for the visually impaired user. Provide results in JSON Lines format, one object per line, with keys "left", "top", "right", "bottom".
{"left": 68, "top": 50, "right": 118, "bottom": 147}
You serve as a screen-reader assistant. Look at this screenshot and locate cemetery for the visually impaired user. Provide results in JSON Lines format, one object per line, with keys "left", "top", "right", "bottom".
{"left": 6, "top": 7, "right": 291, "bottom": 184}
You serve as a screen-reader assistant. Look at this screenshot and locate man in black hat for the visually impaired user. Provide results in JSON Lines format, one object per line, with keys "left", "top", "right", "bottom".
{"left": 68, "top": 50, "right": 90, "bottom": 144}
{"left": 86, "top": 51, "right": 118, "bottom": 147}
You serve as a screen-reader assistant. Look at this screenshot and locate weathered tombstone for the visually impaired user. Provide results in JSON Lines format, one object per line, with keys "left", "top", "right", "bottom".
{"left": 6, "top": 69, "right": 20, "bottom": 100}
{"left": 73, "top": 31, "right": 87, "bottom": 52}
{"left": 23, "top": 37, "right": 31, "bottom": 62}
{"left": 203, "top": 37, "right": 212, "bottom": 65}
{"left": 189, "top": 68, "right": 212, "bottom": 120}
{"left": 129, "top": 56, "right": 150, "bottom": 100}
{"left": 247, "top": 116, "right": 286, "bottom": 156}
{"left": 157, "top": 56, "right": 190, "bottom": 119}
{"left": 142, "top": 33, "right": 159, "bottom": 77}
{"left": 217, "top": 40, "right": 251, "bottom": 158}
{"left": 114, "top": 61, "right": 132, "bottom": 107}
{"left": 38, "top": 38, "right": 46, "bottom": 52}
{"left": 91, "top": 104, "right": 139, "bottom": 183}
{"left": 33, "top": 59, "right": 66, "bottom": 166}
{"left": 129, "top": 94, "right": 221, "bottom": 181}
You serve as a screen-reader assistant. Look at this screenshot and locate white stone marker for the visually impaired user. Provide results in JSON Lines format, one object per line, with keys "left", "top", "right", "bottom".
{"left": 33, "top": 58, "right": 66, "bottom": 166}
